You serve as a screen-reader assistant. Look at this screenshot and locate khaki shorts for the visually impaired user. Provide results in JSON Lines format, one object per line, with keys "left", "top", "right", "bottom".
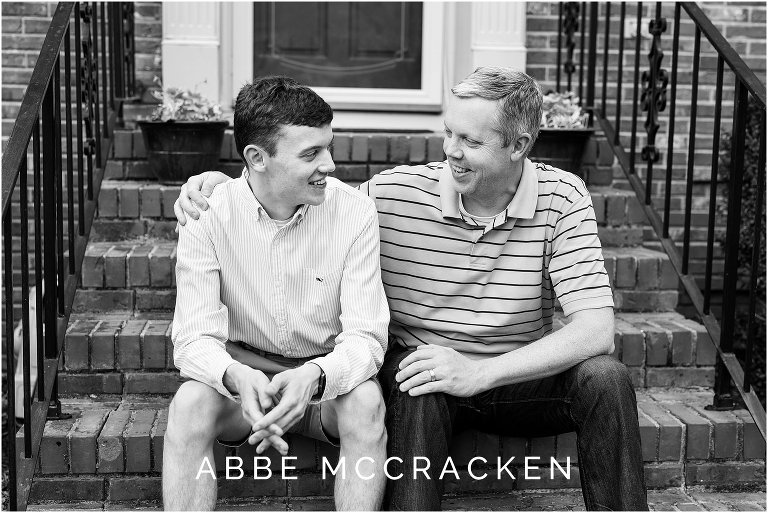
{"left": 217, "top": 341, "right": 339, "bottom": 447}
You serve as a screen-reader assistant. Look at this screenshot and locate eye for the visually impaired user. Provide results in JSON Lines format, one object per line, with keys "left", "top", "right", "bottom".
{"left": 304, "top": 150, "right": 319, "bottom": 159}
{"left": 328, "top": 143, "right": 335, "bottom": 154}
{"left": 444, "top": 128, "right": 452, "bottom": 137}
{"left": 465, "top": 139, "right": 480, "bottom": 148}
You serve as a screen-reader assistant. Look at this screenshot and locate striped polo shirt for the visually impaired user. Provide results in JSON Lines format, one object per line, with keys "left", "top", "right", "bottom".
{"left": 360, "top": 159, "right": 613, "bottom": 358}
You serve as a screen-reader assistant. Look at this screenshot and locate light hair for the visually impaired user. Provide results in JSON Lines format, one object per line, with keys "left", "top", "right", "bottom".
{"left": 451, "top": 67, "right": 543, "bottom": 153}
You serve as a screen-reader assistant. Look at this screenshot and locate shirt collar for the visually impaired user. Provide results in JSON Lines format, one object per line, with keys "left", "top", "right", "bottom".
{"left": 438, "top": 158, "right": 538, "bottom": 223}
{"left": 239, "top": 167, "right": 309, "bottom": 223}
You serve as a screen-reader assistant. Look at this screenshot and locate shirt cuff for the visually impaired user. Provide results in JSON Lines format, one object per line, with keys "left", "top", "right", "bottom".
{"left": 211, "top": 359, "right": 243, "bottom": 403}
{"left": 306, "top": 354, "right": 345, "bottom": 403}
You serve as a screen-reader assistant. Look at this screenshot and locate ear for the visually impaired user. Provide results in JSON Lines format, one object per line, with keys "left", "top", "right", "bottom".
{"left": 509, "top": 132, "right": 532, "bottom": 163}
{"left": 243, "top": 144, "right": 267, "bottom": 173}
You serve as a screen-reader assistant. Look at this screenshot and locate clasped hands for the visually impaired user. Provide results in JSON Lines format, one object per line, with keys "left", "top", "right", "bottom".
{"left": 395, "top": 345, "right": 486, "bottom": 398}
{"left": 226, "top": 362, "right": 321, "bottom": 456}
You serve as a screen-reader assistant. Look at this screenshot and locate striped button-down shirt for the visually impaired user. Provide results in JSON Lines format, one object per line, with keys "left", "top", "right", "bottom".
{"left": 172, "top": 170, "right": 389, "bottom": 402}
{"left": 361, "top": 159, "right": 613, "bottom": 357}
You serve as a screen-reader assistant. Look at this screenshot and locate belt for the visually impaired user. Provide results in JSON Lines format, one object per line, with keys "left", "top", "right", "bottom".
{"left": 228, "top": 340, "right": 318, "bottom": 371}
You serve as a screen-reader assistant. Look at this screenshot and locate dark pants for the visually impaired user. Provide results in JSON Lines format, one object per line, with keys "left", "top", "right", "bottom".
{"left": 379, "top": 345, "right": 648, "bottom": 511}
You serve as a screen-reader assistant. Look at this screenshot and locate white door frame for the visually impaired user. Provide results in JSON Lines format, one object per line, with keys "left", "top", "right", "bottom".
{"left": 227, "top": 2, "right": 445, "bottom": 113}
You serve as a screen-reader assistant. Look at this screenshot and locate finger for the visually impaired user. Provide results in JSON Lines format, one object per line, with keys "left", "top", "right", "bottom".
{"left": 399, "top": 370, "right": 433, "bottom": 393}
{"left": 407, "top": 380, "right": 442, "bottom": 397}
{"left": 256, "top": 434, "right": 288, "bottom": 455}
{"left": 188, "top": 188, "right": 210, "bottom": 211}
{"left": 398, "top": 348, "right": 436, "bottom": 371}
{"left": 249, "top": 430, "right": 288, "bottom": 455}
{"left": 256, "top": 387, "right": 275, "bottom": 411}
{"left": 178, "top": 185, "right": 201, "bottom": 220}
{"left": 200, "top": 172, "right": 218, "bottom": 197}
{"left": 395, "top": 359, "right": 432, "bottom": 383}
{"left": 252, "top": 401, "right": 292, "bottom": 432}
{"left": 173, "top": 198, "right": 188, "bottom": 226}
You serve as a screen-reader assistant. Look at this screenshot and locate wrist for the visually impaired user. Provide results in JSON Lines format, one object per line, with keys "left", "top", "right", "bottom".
{"left": 305, "top": 362, "right": 326, "bottom": 401}
{"left": 223, "top": 362, "right": 247, "bottom": 394}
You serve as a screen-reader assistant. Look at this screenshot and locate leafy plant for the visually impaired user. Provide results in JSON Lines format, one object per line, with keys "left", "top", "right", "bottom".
{"left": 541, "top": 91, "right": 590, "bottom": 129}
{"left": 717, "top": 96, "right": 766, "bottom": 408}
{"left": 149, "top": 77, "right": 222, "bottom": 122}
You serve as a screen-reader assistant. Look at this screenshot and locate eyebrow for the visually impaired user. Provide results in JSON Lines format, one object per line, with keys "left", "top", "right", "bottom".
{"left": 298, "top": 135, "right": 334, "bottom": 155}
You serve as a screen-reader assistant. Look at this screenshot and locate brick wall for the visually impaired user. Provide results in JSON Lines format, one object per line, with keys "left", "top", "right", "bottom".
{"left": 526, "top": 2, "right": 766, "bottom": 297}
{"left": 1, "top": 2, "right": 162, "bottom": 329}
{"left": 1, "top": 2, "right": 161, "bottom": 138}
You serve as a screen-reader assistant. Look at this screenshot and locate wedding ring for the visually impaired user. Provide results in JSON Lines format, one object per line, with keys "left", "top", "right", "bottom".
{"left": 428, "top": 369, "right": 436, "bottom": 382}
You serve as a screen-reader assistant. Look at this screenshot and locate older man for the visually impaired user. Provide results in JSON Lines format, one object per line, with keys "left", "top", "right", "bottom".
{"left": 174, "top": 68, "right": 647, "bottom": 511}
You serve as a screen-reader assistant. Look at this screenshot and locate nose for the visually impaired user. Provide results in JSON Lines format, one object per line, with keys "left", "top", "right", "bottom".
{"left": 317, "top": 149, "right": 335, "bottom": 175}
{"left": 443, "top": 135, "right": 462, "bottom": 159}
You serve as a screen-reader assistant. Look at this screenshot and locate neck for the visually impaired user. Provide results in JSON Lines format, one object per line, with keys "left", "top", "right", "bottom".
{"left": 246, "top": 170, "right": 298, "bottom": 221}
{"left": 462, "top": 161, "right": 524, "bottom": 217}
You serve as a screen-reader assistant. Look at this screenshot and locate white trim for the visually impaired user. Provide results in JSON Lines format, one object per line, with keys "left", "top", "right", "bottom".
{"left": 229, "top": 2, "right": 445, "bottom": 113}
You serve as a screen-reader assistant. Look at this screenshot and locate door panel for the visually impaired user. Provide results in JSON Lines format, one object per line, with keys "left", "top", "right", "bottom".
{"left": 253, "top": 2, "right": 422, "bottom": 89}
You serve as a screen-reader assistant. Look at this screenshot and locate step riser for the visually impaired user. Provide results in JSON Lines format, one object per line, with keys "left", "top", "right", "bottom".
{"left": 23, "top": 396, "right": 765, "bottom": 497}
{"left": 56, "top": 313, "right": 717, "bottom": 393}
{"left": 72, "top": 288, "right": 680, "bottom": 314}
{"left": 26, "top": 461, "right": 768, "bottom": 503}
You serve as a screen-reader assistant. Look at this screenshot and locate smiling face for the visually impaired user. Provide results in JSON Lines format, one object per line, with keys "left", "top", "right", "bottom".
{"left": 247, "top": 123, "right": 335, "bottom": 219}
{"left": 443, "top": 95, "right": 526, "bottom": 213}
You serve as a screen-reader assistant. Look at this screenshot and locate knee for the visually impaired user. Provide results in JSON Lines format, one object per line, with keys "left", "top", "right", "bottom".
{"left": 575, "top": 355, "right": 634, "bottom": 402}
{"left": 167, "top": 381, "right": 223, "bottom": 444}
{"left": 336, "top": 381, "right": 386, "bottom": 438}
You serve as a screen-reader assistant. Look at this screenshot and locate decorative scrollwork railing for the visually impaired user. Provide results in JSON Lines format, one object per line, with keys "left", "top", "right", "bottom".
{"left": 2, "top": 3, "right": 135, "bottom": 509}
{"left": 553, "top": 2, "right": 766, "bottom": 438}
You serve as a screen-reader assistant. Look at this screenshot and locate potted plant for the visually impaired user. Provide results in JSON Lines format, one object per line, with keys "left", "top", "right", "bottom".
{"left": 530, "top": 91, "right": 594, "bottom": 176}
{"left": 138, "top": 79, "right": 229, "bottom": 183}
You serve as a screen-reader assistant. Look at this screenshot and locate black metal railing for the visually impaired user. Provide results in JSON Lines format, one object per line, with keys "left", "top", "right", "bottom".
{"left": 554, "top": 2, "right": 766, "bottom": 437}
{"left": 2, "top": 3, "right": 135, "bottom": 510}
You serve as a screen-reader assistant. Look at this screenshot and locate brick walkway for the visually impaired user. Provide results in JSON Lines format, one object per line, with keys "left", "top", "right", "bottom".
{"left": 27, "top": 488, "right": 766, "bottom": 511}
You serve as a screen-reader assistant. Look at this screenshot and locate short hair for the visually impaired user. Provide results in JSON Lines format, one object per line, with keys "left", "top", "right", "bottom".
{"left": 450, "top": 67, "right": 543, "bottom": 152}
{"left": 234, "top": 76, "right": 333, "bottom": 159}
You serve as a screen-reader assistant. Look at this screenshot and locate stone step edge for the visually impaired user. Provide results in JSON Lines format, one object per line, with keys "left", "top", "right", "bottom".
{"left": 71, "top": 288, "right": 681, "bottom": 314}
{"left": 76, "top": 241, "right": 680, "bottom": 291}
{"left": 24, "top": 401, "right": 767, "bottom": 478}
{"left": 58, "top": 312, "right": 717, "bottom": 375}
{"left": 94, "top": 181, "right": 651, "bottom": 228}
{"left": 27, "top": 461, "right": 766, "bottom": 505}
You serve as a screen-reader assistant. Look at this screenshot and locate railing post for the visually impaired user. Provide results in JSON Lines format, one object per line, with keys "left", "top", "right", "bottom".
{"left": 712, "top": 79, "right": 750, "bottom": 410}
{"left": 585, "top": 3, "right": 599, "bottom": 109}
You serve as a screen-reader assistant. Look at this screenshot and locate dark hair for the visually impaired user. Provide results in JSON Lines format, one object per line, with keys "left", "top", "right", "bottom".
{"left": 234, "top": 76, "right": 333, "bottom": 159}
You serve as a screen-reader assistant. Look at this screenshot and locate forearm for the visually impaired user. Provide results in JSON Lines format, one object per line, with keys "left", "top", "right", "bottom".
{"left": 481, "top": 308, "right": 614, "bottom": 391}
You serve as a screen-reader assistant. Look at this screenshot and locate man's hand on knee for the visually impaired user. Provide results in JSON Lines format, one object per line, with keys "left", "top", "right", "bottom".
{"left": 396, "top": 345, "right": 484, "bottom": 397}
{"left": 250, "top": 364, "right": 321, "bottom": 439}
{"left": 224, "top": 363, "right": 288, "bottom": 454}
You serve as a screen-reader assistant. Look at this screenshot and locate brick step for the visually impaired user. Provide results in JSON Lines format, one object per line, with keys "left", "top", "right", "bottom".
{"left": 106, "top": 126, "right": 614, "bottom": 186}
{"left": 22, "top": 390, "right": 765, "bottom": 504}
{"left": 23, "top": 489, "right": 768, "bottom": 511}
{"left": 92, "top": 182, "right": 646, "bottom": 226}
{"left": 76, "top": 242, "right": 679, "bottom": 293}
{"left": 58, "top": 312, "right": 716, "bottom": 392}
{"left": 72, "top": 285, "right": 679, "bottom": 314}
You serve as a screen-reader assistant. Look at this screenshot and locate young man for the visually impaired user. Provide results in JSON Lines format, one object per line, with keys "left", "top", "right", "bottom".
{"left": 165, "top": 76, "right": 389, "bottom": 510}
{"left": 174, "top": 68, "right": 647, "bottom": 511}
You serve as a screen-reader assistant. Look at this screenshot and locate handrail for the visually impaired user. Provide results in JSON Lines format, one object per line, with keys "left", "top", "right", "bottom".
{"left": 554, "top": 2, "right": 766, "bottom": 439}
{"left": 1, "top": 4, "right": 75, "bottom": 216}
{"left": 681, "top": 2, "right": 766, "bottom": 107}
{"left": 2, "top": 3, "right": 135, "bottom": 509}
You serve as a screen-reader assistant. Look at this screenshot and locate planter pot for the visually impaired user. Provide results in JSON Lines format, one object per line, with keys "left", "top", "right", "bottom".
{"left": 138, "top": 120, "right": 229, "bottom": 183}
{"left": 530, "top": 128, "right": 595, "bottom": 177}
